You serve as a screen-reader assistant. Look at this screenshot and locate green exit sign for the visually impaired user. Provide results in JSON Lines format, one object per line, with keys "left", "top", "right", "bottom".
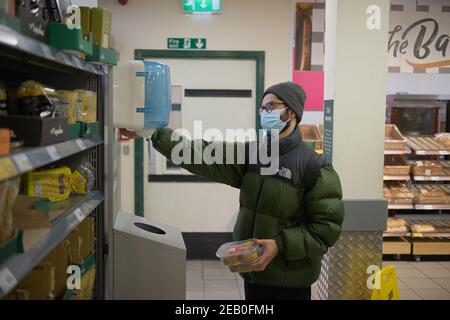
{"left": 168, "top": 38, "right": 207, "bottom": 49}
{"left": 183, "top": 0, "right": 222, "bottom": 14}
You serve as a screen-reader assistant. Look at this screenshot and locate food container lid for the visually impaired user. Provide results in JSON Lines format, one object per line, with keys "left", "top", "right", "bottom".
{"left": 216, "top": 238, "right": 262, "bottom": 259}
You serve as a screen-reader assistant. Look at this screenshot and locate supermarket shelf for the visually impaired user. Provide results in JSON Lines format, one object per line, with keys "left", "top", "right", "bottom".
{"left": 0, "top": 191, "right": 104, "bottom": 298}
{"left": 384, "top": 175, "right": 411, "bottom": 181}
{"left": 415, "top": 150, "right": 450, "bottom": 155}
{"left": 397, "top": 214, "right": 450, "bottom": 221}
{"left": 388, "top": 204, "right": 414, "bottom": 210}
{"left": 383, "top": 232, "right": 411, "bottom": 237}
{"left": 0, "top": 25, "right": 104, "bottom": 76}
{"left": 415, "top": 204, "right": 450, "bottom": 210}
{"left": 384, "top": 148, "right": 411, "bottom": 155}
{"left": 0, "top": 135, "right": 103, "bottom": 183}
{"left": 406, "top": 136, "right": 450, "bottom": 155}
{"left": 413, "top": 176, "right": 450, "bottom": 181}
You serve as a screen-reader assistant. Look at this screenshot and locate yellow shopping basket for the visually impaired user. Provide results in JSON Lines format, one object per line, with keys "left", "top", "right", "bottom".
{"left": 370, "top": 265, "right": 400, "bottom": 300}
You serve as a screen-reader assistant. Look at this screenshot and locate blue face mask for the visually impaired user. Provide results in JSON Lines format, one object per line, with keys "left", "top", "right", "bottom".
{"left": 260, "top": 108, "right": 292, "bottom": 131}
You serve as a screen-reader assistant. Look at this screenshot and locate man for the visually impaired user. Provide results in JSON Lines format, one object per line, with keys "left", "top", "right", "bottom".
{"left": 122, "top": 81, "right": 344, "bottom": 300}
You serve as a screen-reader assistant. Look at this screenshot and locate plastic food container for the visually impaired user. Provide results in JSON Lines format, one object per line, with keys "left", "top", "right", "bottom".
{"left": 216, "top": 239, "right": 263, "bottom": 270}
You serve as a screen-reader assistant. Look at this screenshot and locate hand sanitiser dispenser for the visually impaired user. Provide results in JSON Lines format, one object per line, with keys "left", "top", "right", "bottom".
{"left": 113, "top": 60, "right": 171, "bottom": 138}
{"left": 112, "top": 60, "right": 186, "bottom": 300}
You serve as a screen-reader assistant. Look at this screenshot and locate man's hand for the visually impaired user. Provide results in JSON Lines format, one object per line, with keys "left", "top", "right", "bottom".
{"left": 248, "top": 239, "right": 279, "bottom": 272}
{"left": 119, "top": 128, "right": 137, "bottom": 139}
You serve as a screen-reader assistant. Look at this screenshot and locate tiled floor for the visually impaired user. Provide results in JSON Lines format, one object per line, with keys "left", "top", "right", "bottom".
{"left": 186, "top": 259, "right": 450, "bottom": 300}
{"left": 383, "top": 260, "right": 450, "bottom": 300}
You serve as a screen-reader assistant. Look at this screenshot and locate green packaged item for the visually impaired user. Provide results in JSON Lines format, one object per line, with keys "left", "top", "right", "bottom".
{"left": 0, "top": 230, "right": 24, "bottom": 265}
{"left": 87, "top": 44, "right": 118, "bottom": 65}
{"left": 47, "top": 22, "right": 93, "bottom": 57}
{"left": 79, "top": 121, "right": 99, "bottom": 138}
{"left": 68, "top": 122, "right": 81, "bottom": 139}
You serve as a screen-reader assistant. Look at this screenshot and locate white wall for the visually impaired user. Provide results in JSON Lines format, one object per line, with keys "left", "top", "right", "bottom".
{"left": 101, "top": 0, "right": 296, "bottom": 231}
{"left": 99, "top": 0, "right": 293, "bottom": 87}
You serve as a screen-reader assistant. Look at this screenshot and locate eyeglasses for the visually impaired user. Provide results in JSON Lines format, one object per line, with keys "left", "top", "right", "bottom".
{"left": 259, "top": 101, "right": 285, "bottom": 113}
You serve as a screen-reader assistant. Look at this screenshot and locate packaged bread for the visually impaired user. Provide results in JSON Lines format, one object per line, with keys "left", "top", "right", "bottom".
{"left": 216, "top": 239, "right": 263, "bottom": 267}
{"left": 412, "top": 224, "right": 435, "bottom": 233}
{"left": 387, "top": 218, "right": 406, "bottom": 228}
{"left": 416, "top": 186, "right": 446, "bottom": 204}
{"left": 383, "top": 187, "right": 391, "bottom": 201}
{"left": 390, "top": 183, "right": 414, "bottom": 204}
{"left": 24, "top": 166, "right": 72, "bottom": 202}
{"left": 387, "top": 225, "right": 408, "bottom": 233}
{"left": 435, "top": 133, "right": 450, "bottom": 148}
{"left": 74, "top": 90, "right": 97, "bottom": 123}
{"left": 16, "top": 80, "right": 58, "bottom": 118}
{"left": 57, "top": 90, "right": 77, "bottom": 124}
{"left": 411, "top": 161, "right": 443, "bottom": 176}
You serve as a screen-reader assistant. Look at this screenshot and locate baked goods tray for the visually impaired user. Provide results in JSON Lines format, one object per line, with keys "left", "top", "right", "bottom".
{"left": 407, "top": 220, "right": 450, "bottom": 238}
{"left": 406, "top": 136, "right": 450, "bottom": 155}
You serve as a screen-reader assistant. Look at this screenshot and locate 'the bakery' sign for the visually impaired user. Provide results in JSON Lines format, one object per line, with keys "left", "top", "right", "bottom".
{"left": 388, "top": 6, "right": 450, "bottom": 74}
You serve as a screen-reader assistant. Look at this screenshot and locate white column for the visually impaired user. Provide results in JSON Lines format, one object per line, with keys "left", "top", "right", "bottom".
{"left": 318, "top": 0, "right": 390, "bottom": 300}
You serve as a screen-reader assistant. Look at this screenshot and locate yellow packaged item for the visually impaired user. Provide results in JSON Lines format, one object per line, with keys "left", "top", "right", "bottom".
{"left": 74, "top": 90, "right": 97, "bottom": 123}
{"left": 25, "top": 166, "right": 72, "bottom": 202}
{"left": 70, "top": 162, "right": 94, "bottom": 194}
{"left": 57, "top": 90, "right": 77, "bottom": 124}
{"left": 0, "top": 177, "right": 20, "bottom": 246}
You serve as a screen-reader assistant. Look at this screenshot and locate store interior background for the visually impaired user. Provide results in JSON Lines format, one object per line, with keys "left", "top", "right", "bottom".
{"left": 78, "top": 0, "right": 450, "bottom": 299}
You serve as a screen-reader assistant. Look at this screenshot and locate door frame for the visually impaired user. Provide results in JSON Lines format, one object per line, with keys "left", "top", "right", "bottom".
{"left": 133, "top": 49, "right": 265, "bottom": 217}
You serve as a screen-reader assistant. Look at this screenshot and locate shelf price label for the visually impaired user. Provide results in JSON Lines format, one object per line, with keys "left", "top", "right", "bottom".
{"left": 74, "top": 208, "right": 85, "bottom": 222}
{"left": 75, "top": 139, "right": 87, "bottom": 150}
{"left": 0, "top": 268, "right": 17, "bottom": 294}
{"left": 12, "top": 153, "right": 33, "bottom": 172}
{"left": 46, "top": 146, "right": 60, "bottom": 161}
{"left": 412, "top": 232, "right": 423, "bottom": 237}
{"left": 423, "top": 205, "right": 433, "bottom": 210}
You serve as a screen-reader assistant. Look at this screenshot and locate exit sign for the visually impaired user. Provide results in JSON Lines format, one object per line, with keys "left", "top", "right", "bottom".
{"left": 183, "top": 0, "right": 221, "bottom": 14}
{"left": 168, "top": 38, "right": 207, "bottom": 49}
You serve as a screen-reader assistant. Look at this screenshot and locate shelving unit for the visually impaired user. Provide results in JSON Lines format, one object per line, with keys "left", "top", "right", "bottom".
{"left": 383, "top": 118, "right": 450, "bottom": 259}
{"left": 0, "top": 136, "right": 102, "bottom": 182}
{"left": 383, "top": 175, "right": 410, "bottom": 181}
{"left": 0, "top": 24, "right": 111, "bottom": 299}
{"left": 0, "top": 192, "right": 103, "bottom": 298}
{"left": 384, "top": 148, "right": 411, "bottom": 155}
{"left": 406, "top": 137, "right": 450, "bottom": 155}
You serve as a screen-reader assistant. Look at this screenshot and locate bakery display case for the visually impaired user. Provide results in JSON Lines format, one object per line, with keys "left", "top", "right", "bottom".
{"left": 383, "top": 95, "right": 450, "bottom": 260}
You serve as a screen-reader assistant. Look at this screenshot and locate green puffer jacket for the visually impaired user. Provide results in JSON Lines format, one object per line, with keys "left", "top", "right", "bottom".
{"left": 151, "top": 126, "right": 345, "bottom": 288}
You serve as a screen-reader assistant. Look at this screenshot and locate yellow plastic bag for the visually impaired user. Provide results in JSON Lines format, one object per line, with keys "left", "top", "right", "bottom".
{"left": 25, "top": 167, "right": 72, "bottom": 202}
